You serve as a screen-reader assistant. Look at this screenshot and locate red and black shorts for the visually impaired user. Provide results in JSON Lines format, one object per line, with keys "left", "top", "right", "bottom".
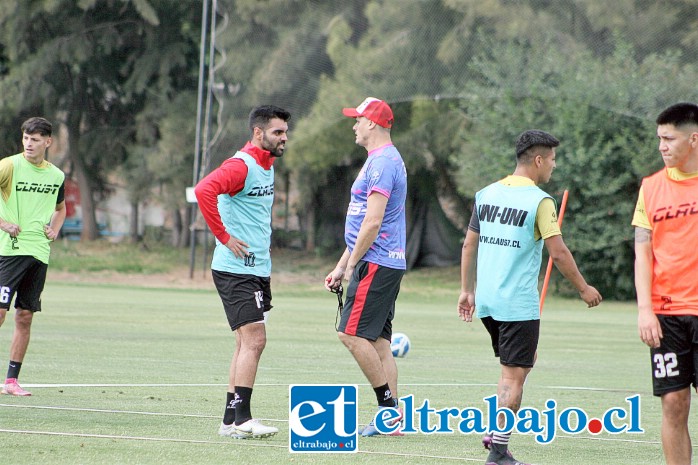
{"left": 337, "top": 260, "right": 404, "bottom": 342}
{"left": 0, "top": 255, "right": 48, "bottom": 312}
{"left": 481, "top": 317, "right": 540, "bottom": 368}
{"left": 212, "top": 270, "right": 272, "bottom": 331}
{"left": 651, "top": 314, "right": 698, "bottom": 397}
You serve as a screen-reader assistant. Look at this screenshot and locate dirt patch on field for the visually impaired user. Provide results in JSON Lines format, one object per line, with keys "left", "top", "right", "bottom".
{"left": 49, "top": 254, "right": 333, "bottom": 290}
{"left": 49, "top": 268, "right": 215, "bottom": 289}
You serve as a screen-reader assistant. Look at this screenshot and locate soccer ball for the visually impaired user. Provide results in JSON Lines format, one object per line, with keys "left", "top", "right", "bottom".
{"left": 390, "top": 332, "right": 411, "bottom": 357}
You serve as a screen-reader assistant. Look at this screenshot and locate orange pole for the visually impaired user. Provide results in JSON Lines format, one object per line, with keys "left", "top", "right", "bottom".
{"left": 539, "top": 189, "right": 569, "bottom": 314}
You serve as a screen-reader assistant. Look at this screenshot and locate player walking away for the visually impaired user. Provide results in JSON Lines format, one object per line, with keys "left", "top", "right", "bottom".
{"left": 0, "top": 117, "right": 66, "bottom": 397}
{"left": 195, "top": 105, "right": 290, "bottom": 439}
{"left": 458, "top": 129, "right": 602, "bottom": 465}
{"left": 633, "top": 102, "right": 698, "bottom": 465}
{"left": 324, "top": 97, "right": 408, "bottom": 437}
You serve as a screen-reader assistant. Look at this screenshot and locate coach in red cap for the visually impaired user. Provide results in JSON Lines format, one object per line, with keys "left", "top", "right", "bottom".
{"left": 326, "top": 97, "right": 407, "bottom": 436}
{"left": 341, "top": 97, "right": 394, "bottom": 128}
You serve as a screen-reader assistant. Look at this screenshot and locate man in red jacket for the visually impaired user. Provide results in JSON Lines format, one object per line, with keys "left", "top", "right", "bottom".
{"left": 195, "top": 105, "right": 290, "bottom": 439}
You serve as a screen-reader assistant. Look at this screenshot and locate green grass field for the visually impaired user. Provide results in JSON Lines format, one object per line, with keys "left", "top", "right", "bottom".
{"left": 0, "top": 254, "right": 690, "bottom": 464}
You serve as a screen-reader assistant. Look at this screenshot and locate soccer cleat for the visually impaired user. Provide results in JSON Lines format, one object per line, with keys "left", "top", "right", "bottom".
{"left": 1, "top": 378, "right": 31, "bottom": 396}
{"left": 218, "top": 422, "right": 245, "bottom": 439}
{"left": 361, "top": 406, "right": 404, "bottom": 437}
{"left": 485, "top": 459, "right": 529, "bottom": 465}
{"left": 485, "top": 443, "right": 529, "bottom": 465}
{"left": 360, "top": 422, "right": 405, "bottom": 437}
{"left": 483, "top": 432, "right": 493, "bottom": 449}
{"left": 232, "top": 419, "right": 278, "bottom": 439}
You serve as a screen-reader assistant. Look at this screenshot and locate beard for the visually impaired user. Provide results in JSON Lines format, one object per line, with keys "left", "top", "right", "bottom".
{"left": 262, "top": 133, "right": 285, "bottom": 157}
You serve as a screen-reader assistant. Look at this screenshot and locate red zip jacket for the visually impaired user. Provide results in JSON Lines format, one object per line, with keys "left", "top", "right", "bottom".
{"left": 194, "top": 142, "right": 274, "bottom": 245}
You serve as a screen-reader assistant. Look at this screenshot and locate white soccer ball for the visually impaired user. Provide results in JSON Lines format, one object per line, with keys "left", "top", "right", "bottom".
{"left": 390, "top": 332, "right": 411, "bottom": 358}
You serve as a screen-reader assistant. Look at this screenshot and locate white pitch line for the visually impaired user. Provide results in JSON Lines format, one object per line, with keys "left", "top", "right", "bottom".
{"left": 0, "top": 403, "right": 286, "bottom": 424}
{"left": 20, "top": 383, "right": 225, "bottom": 388}
{"left": 0, "top": 428, "right": 482, "bottom": 462}
{"left": 17, "top": 382, "right": 645, "bottom": 394}
{"left": 1, "top": 404, "right": 671, "bottom": 447}
{"left": 0, "top": 403, "right": 219, "bottom": 419}
{"left": 555, "top": 434, "right": 662, "bottom": 445}
{"left": 0, "top": 428, "right": 283, "bottom": 447}
{"left": 360, "top": 450, "right": 481, "bottom": 462}
{"left": 541, "top": 385, "right": 644, "bottom": 393}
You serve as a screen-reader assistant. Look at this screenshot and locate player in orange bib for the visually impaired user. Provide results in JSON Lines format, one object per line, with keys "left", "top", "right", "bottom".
{"left": 633, "top": 102, "right": 698, "bottom": 465}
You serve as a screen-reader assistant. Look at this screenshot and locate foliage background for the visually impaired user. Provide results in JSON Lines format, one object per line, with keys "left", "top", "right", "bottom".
{"left": 2, "top": 0, "right": 698, "bottom": 299}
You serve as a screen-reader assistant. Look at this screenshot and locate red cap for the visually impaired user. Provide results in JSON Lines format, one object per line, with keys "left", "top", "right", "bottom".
{"left": 342, "top": 97, "right": 394, "bottom": 128}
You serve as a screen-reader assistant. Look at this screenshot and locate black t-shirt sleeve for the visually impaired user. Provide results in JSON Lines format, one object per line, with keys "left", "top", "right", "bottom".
{"left": 468, "top": 202, "right": 480, "bottom": 233}
{"left": 56, "top": 181, "right": 65, "bottom": 204}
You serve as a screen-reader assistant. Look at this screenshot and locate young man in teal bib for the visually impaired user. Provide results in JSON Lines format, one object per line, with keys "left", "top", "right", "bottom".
{"left": 0, "top": 117, "right": 66, "bottom": 396}
{"left": 458, "top": 130, "right": 602, "bottom": 465}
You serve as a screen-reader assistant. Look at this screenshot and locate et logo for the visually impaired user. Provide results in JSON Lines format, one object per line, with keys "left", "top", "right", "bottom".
{"left": 289, "top": 385, "right": 358, "bottom": 453}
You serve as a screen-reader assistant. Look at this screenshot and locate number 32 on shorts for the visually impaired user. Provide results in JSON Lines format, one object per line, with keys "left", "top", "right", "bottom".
{"left": 653, "top": 353, "right": 679, "bottom": 378}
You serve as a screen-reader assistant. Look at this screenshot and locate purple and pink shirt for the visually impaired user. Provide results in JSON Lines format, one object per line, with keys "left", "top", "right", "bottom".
{"left": 344, "top": 143, "right": 407, "bottom": 270}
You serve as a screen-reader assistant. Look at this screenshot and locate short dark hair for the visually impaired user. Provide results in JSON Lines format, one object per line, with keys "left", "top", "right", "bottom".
{"left": 248, "top": 105, "right": 291, "bottom": 134}
{"left": 21, "top": 117, "right": 52, "bottom": 137}
{"left": 515, "top": 129, "right": 559, "bottom": 158}
{"left": 656, "top": 102, "right": 698, "bottom": 128}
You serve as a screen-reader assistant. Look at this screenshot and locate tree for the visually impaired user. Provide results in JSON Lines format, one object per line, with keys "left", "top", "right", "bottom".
{"left": 0, "top": 0, "right": 200, "bottom": 240}
{"left": 446, "top": 33, "right": 696, "bottom": 298}
{"left": 440, "top": 0, "right": 698, "bottom": 63}
{"left": 2, "top": 0, "right": 697, "bottom": 296}
{"left": 287, "top": 0, "right": 459, "bottom": 251}
{"left": 128, "top": 93, "right": 198, "bottom": 246}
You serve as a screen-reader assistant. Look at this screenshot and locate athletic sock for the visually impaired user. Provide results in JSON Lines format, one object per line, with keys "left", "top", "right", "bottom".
{"left": 233, "top": 386, "right": 253, "bottom": 425}
{"left": 223, "top": 391, "right": 236, "bottom": 425}
{"left": 492, "top": 431, "right": 511, "bottom": 448}
{"left": 374, "top": 383, "right": 394, "bottom": 407}
{"left": 7, "top": 361, "right": 21, "bottom": 380}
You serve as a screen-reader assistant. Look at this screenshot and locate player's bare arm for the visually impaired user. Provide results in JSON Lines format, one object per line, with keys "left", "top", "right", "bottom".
{"left": 634, "top": 226, "right": 651, "bottom": 244}
{"left": 458, "top": 229, "right": 479, "bottom": 322}
{"left": 225, "top": 236, "right": 250, "bottom": 259}
{"left": 345, "top": 192, "right": 387, "bottom": 276}
{"left": 544, "top": 234, "right": 602, "bottom": 307}
{"left": 325, "top": 248, "right": 350, "bottom": 291}
{"left": 634, "top": 226, "right": 662, "bottom": 348}
{"left": 0, "top": 218, "right": 20, "bottom": 237}
{"left": 45, "top": 201, "right": 67, "bottom": 241}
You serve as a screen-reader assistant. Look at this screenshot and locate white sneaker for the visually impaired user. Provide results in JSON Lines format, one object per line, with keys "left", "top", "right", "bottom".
{"left": 232, "top": 419, "right": 278, "bottom": 439}
{"left": 218, "top": 422, "right": 245, "bottom": 439}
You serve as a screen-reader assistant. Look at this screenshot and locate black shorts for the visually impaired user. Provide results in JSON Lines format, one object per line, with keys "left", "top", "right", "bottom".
{"left": 337, "top": 261, "right": 404, "bottom": 342}
{"left": 650, "top": 314, "right": 698, "bottom": 397}
{"left": 0, "top": 255, "right": 48, "bottom": 312}
{"left": 212, "top": 271, "right": 272, "bottom": 331}
{"left": 481, "top": 317, "right": 540, "bottom": 368}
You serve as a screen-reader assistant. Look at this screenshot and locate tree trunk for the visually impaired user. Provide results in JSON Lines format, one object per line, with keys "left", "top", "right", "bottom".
{"left": 171, "top": 207, "right": 183, "bottom": 247}
{"left": 181, "top": 206, "right": 191, "bottom": 248}
{"left": 66, "top": 110, "right": 100, "bottom": 241}
{"left": 129, "top": 201, "right": 140, "bottom": 243}
{"left": 434, "top": 159, "right": 471, "bottom": 232}
{"left": 304, "top": 201, "right": 315, "bottom": 252}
